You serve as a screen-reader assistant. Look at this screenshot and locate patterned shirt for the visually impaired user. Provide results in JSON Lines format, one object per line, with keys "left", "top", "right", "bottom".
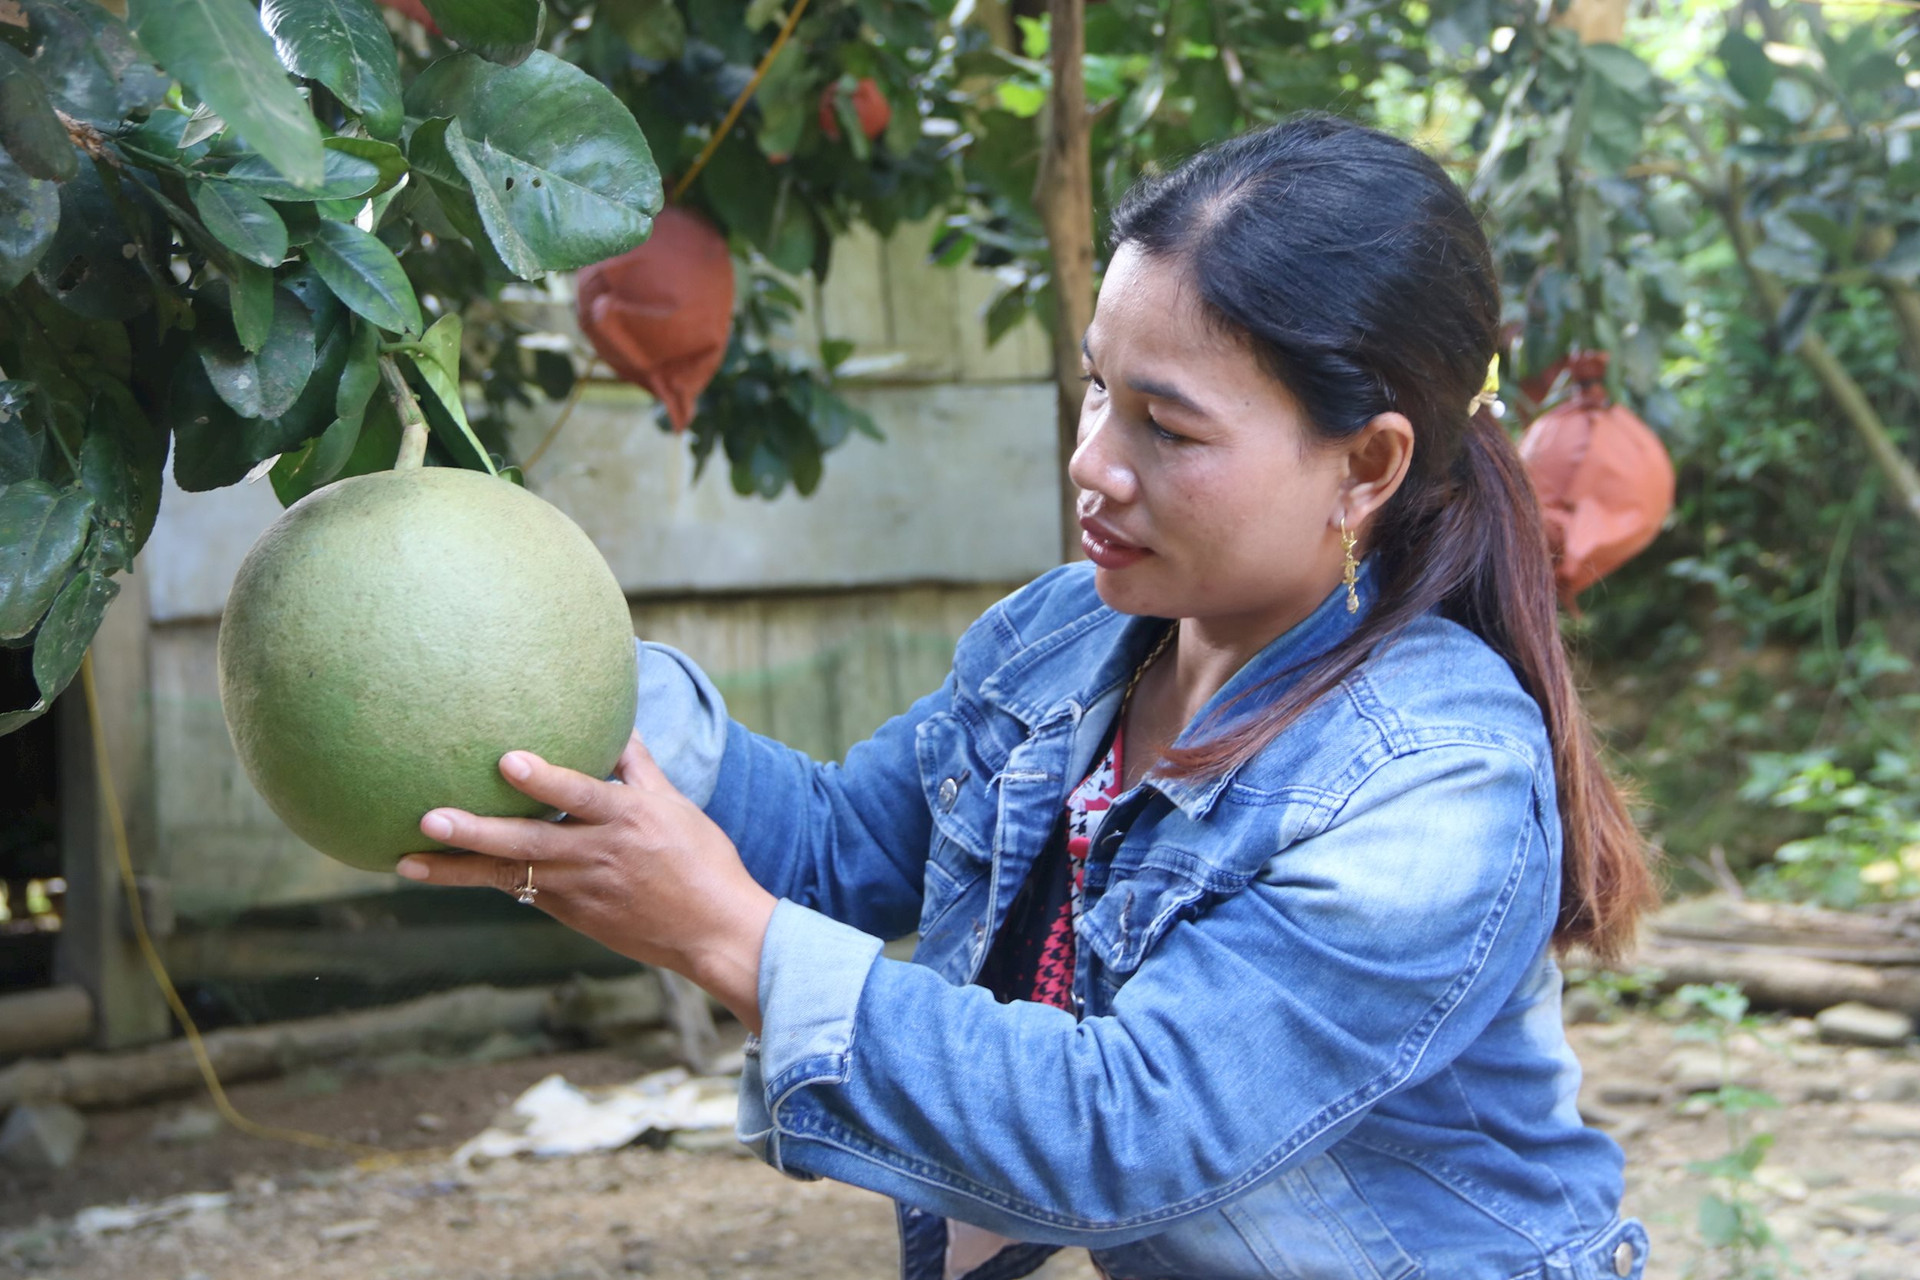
{"left": 976, "top": 724, "right": 1126, "bottom": 1011}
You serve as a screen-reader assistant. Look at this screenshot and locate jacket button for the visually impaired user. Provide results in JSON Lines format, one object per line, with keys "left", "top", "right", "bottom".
{"left": 938, "top": 777, "right": 959, "bottom": 810}
{"left": 1612, "top": 1240, "right": 1634, "bottom": 1276}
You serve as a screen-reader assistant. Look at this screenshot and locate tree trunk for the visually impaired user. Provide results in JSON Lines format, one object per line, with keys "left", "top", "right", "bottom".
{"left": 0, "top": 975, "right": 671, "bottom": 1110}
{"left": 1037, "top": 0, "right": 1094, "bottom": 563}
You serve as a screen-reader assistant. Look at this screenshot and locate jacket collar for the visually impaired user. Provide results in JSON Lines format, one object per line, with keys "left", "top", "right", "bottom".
{"left": 979, "top": 559, "right": 1381, "bottom": 819}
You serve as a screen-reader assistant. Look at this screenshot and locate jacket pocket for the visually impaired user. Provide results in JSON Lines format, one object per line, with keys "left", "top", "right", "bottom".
{"left": 915, "top": 709, "right": 996, "bottom": 872}
{"left": 1221, "top": 1154, "right": 1422, "bottom": 1280}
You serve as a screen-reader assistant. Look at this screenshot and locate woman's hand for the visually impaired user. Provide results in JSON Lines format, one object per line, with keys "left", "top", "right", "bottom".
{"left": 395, "top": 733, "right": 777, "bottom": 1031}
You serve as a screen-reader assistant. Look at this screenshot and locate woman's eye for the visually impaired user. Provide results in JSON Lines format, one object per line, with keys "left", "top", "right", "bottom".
{"left": 1148, "top": 418, "right": 1184, "bottom": 444}
{"left": 1079, "top": 371, "right": 1106, "bottom": 393}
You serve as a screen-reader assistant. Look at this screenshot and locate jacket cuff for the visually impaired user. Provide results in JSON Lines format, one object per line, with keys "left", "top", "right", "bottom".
{"left": 734, "top": 899, "right": 883, "bottom": 1170}
{"left": 630, "top": 639, "right": 731, "bottom": 808}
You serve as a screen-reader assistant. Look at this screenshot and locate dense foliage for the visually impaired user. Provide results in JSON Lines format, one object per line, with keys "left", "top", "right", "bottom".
{"left": 0, "top": 0, "right": 1915, "bottom": 907}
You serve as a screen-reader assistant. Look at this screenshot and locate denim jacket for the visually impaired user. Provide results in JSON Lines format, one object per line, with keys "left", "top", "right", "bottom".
{"left": 634, "top": 561, "right": 1648, "bottom": 1280}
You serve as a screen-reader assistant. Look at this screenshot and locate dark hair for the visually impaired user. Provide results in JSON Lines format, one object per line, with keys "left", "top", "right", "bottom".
{"left": 1111, "top": 114, "right": 1657, "bottom": 963}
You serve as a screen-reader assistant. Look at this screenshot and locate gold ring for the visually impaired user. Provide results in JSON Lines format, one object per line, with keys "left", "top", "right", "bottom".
{"left": 514, "top": 863, "right": 538, "bottom": 905}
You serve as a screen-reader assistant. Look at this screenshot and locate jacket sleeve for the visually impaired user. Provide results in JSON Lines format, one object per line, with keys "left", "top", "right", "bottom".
{"left": 631, "top": 638, "right": 948, "bottom": 942}
{"left": 734, "top": 741, "right": 1558, "bottom": 1245}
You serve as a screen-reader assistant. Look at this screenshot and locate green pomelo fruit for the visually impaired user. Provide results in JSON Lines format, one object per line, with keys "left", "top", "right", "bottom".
{"left": 217, "top": 466, "right": 638, "bottom": 871}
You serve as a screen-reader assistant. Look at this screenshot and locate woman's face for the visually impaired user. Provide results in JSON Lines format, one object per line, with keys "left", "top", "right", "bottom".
{"left": 1069, "top": 244, "right": 1396, "bottom": 643}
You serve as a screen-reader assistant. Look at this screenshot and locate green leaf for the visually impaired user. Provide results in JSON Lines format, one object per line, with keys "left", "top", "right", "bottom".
{"left": 197, "top": 286, "right": 317, "bottom": 419}
{"left": 601, "top": 0, "right": 685, "bottom": 62}
{"left": 1718, "top": 31, "right": 1774, "bottom": 106}
{"left": 253, "top": 289, "right": 352, "bottom": 454}
{"left": 763, "top": 183, "right": 818, "bottom": 276}
{"left": 21, "top": 0, "right": 170, "bottom": 129}
{"left": 405, "top": 115, "right": 528, "bottom": 272}
{"left": 335, "top": 317, "right": 380, "bottom": 420}
{"left": 259, "top": 0, "right": 404, "bottom": 140}
{"left": 1697, "top": 1194, "right": 1742, "bottom": 1248}
{"left": 167, "top": 358, "right": 256, "bottom": 490}
{"left": 322, "top": 135, "right": 408, "bottom": 196}
{"left": 404, "top": 51, "right": 660, "bottom": 276}
{"left": 117, "top": 107, "right": 214, "bottom": 170}
{"left": 79, "top": 396, "right": 135, "bottom": 572}
{"left": 0, "top": 382, "right": 46, "bottom": 485}
{"left": 419, "top": 0, "right": 544, "bottom": 67}
{"left": 0, "top": 43, "right": 79, "bottom": 182}
{"left": 126, "top": 0, "right": 325, "bottom": 189}
{"left": 229, "top": 259, "right": 276, "bottom": 351}
{"left": 530, "top": 348, "right": 573, "bottom": 400}
{"left": 1583, "top": 44, "right": 1654, "bottom": 99}
{"left": 1117, "top": 62, "right": 1165, "bottom": 137}
{"left": 0, "top": 151, "right": 60, "bottom": 292}
{"left": 89, "top": 381, "right": 163, "bottom": 557}
{"left": 220, "top": 145, "right": 384, "bottom": 201}
{"left": 31, "top": 162, "right": 155, "bottom": 322}
{"left": 0, "top": 479, "right": 93, "bottom": 639}
{"left": 406, "top": 313, "right": 493, "bottom": 471}
{"left": 984, "top": 283, "right": 1030, "bottom": 347}
{"left": 268, "top": 406, "right": 361, "bottom": 505}
{"left": 191, "top": 178, "right": 290, "bottom": 267}
{"left": 31, "top": 564, "right": 119, "bottom": 703}
{"left": 304, "top": 216, "right": 423, "bottom": 335}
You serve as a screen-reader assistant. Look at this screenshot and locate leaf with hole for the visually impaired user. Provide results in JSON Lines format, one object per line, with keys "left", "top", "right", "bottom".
{"left": 31, "top": 162, "right": 155, "bottom": 322}
{"left": 0, "top": 479, "right": 93, "bottom": 639}
{"left": 126, "top": 0, "right": 324, "bottom": 188}
{"left": 404, "top": 51, "right": 660, "bottom": 276}
{"left": 259, "top": 0, "right": 404, "bottom": 140}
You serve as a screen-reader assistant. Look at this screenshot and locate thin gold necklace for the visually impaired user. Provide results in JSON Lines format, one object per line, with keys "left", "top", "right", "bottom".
{"left": 1120, "top": 623, "right": 1177, "bottom": 719}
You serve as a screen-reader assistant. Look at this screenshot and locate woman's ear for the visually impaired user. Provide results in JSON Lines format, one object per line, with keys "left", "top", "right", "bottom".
{"left": 1341, "top": 412, "right": 1415, "bottom": 528}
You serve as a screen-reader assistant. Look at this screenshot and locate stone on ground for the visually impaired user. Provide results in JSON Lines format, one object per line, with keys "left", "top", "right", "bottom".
{"left": 1814, "top": 1002, "right": 1914, "bottom": 1047}
{"left": 0, "top": 1102, "right": 87, "bottom": 1171}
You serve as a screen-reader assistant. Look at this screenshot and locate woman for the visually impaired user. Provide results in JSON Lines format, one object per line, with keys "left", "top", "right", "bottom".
{"left": 398, "top": 116, "right": 1661, "bottom": 1280}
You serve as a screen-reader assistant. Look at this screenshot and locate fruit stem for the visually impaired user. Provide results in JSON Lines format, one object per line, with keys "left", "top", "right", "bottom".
{"left": 381, "top": 355, "right": 431, "bottom": 471}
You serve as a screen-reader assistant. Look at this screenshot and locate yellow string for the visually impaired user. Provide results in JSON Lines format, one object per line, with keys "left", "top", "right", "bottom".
{"left": 81, "top": 651, "right": 418, "bottom": 1169}
{"left": 669, "top": 0, "right": 814, "bottom": 205}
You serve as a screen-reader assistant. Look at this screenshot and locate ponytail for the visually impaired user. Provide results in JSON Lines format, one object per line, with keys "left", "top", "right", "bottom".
{"left": 1116, "top": 115, "right": 1660, "bottom": 962}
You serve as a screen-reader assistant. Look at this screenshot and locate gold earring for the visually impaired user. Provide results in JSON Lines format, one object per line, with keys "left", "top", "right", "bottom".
{"left": 1339, "top": 517, "right": 1359, "bottom": 614}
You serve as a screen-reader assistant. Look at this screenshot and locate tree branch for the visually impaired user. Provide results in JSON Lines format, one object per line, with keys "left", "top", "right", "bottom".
{"left": 1036, "top": 0, "right": 1094, "bottom": 563}
{"left": 1716, "top": 170, "right": 1920, "bottom": 526}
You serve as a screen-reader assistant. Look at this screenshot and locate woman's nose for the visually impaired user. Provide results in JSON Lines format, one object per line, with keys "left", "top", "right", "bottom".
{"left": 1067, "top": 407, "right": 1138, "bottom": 505}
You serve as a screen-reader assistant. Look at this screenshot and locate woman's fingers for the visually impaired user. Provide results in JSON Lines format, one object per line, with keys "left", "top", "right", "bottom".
{"left": 395, "top": 848, "right": 540, "bottom": 899}
{"left": 494, "top": 750, "right": 622, "bottom": 822}
{"left": 617, "top": 732, "right": 675, "bottom": 793}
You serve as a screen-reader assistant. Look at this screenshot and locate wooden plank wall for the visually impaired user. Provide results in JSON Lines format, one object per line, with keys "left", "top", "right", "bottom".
{"left": 138, "top": 214, "right": 1055, "bottom": 940}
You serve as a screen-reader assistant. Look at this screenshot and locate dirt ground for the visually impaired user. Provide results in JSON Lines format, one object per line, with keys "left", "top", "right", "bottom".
{"left": 4, "top": 1007, "right": 1918, "bottom": 1280}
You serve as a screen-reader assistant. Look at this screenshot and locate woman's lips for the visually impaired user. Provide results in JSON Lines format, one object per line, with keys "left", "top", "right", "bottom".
{"left": 1079, "top": 517, "right": 1151, "bottom": 570}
